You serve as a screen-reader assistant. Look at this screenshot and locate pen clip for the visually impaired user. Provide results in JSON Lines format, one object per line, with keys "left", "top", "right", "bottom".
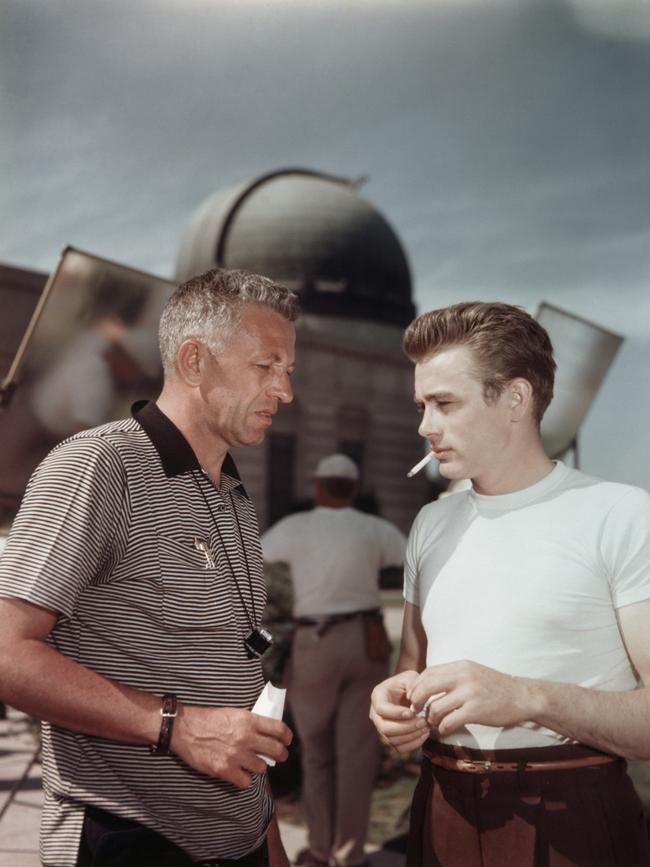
{"left": 193, "top": 536, "right": 216, "bottom": 569}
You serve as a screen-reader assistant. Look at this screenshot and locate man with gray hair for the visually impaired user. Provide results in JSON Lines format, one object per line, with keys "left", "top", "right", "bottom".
{"left": 0, "top": 269, "right": 298, "bottom": 867}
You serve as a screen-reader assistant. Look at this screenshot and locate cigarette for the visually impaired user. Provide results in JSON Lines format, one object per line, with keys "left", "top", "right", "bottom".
{"left": 407, "top": 452, "right": 433, "bottom": 478}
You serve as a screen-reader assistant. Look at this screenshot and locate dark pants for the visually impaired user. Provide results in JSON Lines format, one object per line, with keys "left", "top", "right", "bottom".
{"left": 407, "top": 740, "right": 650, "bottom": 867}
{"left": 76, "top": 806, "right": 269, "bottom": 867}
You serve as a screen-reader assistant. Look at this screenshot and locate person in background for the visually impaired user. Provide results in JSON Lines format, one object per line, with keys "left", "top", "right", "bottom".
{"left": 0, "top": 268, "right": 299, "bottom": 867}
{"left": 370, "top": 301, "right": 650, "bottom": 867}
{"left": 262, "top": 454, "right": 407, "bottom": 867}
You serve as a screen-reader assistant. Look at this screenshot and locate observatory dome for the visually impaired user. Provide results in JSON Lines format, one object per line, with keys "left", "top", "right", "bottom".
{"left": 175, "top": 168, "right": 415, "bottom": 327}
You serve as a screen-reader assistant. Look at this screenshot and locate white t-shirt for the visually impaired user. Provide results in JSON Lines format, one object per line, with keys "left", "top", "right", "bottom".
{"left": 262, "top": 506, "right": 406, "bottom": 618}
{"left": 404, "top": 461, "right": 650, "bottom": 749}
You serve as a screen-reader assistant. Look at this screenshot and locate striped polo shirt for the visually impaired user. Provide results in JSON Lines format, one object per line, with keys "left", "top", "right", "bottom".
{"left": 0, "top": 401, "right": 272, "bottom": 866}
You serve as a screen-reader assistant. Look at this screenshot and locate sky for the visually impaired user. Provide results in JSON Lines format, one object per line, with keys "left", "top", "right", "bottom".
{"left": 2, "top": 0, "right": 650, "bottom": 487}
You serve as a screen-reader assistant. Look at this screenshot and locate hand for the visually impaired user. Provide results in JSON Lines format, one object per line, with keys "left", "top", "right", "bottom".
{"left": 171, "top": 705, "right": 293, "bottom": 789}
{"left": 369, "top": 670, "right": 430, "bottom": 754}
{"left": 407, "top": 660, "right": 533, "bottom": 737}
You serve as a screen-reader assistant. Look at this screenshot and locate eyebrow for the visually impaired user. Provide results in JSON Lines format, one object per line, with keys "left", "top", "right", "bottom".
{"left": 414, "top": 390, "right": 456, "bottom": 402}
{"left": 258, "top": 353, "right": 295, "bottom": 370}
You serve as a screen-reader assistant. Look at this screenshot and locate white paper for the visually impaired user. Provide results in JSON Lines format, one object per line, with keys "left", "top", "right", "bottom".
{"left": 251, "top": 682, "right": 286, "bottom": 766}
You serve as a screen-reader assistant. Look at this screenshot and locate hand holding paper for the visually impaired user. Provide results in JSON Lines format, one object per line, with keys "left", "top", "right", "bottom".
{"left": 252, "top": 682, "right": 287, "bottom": 766}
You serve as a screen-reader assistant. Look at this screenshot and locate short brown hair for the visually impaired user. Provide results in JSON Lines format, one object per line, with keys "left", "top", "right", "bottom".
{"left": 403, "top": 302, "right": 556, "bottom": 425}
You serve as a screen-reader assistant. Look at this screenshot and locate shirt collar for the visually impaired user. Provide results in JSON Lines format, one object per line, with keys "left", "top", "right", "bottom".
{"left": 131, "top": 400, "right": 247, "bottom": 496}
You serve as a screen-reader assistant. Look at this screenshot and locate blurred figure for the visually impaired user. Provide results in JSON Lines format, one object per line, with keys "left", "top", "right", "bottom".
{"left": 370, "top": 302, "right": 650, "bottom": 867}
{"left": 0, "top": 312, "right": 155, "bottom": 500}
{"left": 30, "top": 313, "right": 152, "bottom": 439}
{"left": 262, "top": 455, "right": 406, "bottom": 867}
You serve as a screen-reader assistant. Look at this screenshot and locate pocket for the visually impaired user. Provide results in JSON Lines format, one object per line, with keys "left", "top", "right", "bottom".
{"left": 156, "top": 533, "right": 234, "bottom": 631}
{"left": 363, "top": 613, "right": 392, "bottom": 662}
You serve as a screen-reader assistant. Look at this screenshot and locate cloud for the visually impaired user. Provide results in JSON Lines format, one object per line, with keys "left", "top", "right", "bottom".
{"left": 2, "top": 0, "right": 649, "bottom": 486}
{"left": 565, "top": 0, "right": 650, "bottom": 40}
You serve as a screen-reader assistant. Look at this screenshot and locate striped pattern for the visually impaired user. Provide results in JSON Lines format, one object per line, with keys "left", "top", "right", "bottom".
{"left": 0, "top": 415, "right": 271, "bottom": 866}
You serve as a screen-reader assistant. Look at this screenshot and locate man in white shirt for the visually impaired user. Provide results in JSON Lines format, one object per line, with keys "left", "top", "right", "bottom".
{"left": 370, "top": 302, "right": 650, "bottom": 867}
{"left": 262, "top": 455, "right": 406, "bottom": 867}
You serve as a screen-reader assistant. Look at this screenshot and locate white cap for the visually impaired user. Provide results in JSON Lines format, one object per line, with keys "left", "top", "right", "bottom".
{"left": 314, "top": 453, "right": 359, "bottom": 480}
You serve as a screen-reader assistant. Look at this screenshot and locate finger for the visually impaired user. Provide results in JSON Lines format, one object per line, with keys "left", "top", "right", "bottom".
{"left": 252, "top": 715, "right": 293, "bottom": 745}
{"left": 252, "top": 734, "right": 289, "bottom": 764}
{"left": 372, "top": 701, "right": 417, "bottom": 721}
{"left": 225, "top": 766, "right": 254, "bottom": 789}
{"left": 389, "top": 726, "right": 430, "bottom": 746}
{"left": 424, "top": 693, "right": 462, "bottom": 727}
{"left": 374, "top": 670, "right": 417, "bottom": 696}
{"left": 408, "top": 680, "right": 441, "bottom": 709}
{"left": 241, "top": 750, "right": 270, "bottom": 777}
{"left": 409, "top": 678, "right": 454, "bottom": 710}
{"left": 406, "top": 663, "right": 457, "bottom": 700}
{"left": 377, "top": 717, "right": 429, "bottom": 738}
{"left": 392, "top": 729, "right": 430, "bottom": 755}
{"left": 437, "top": 707, "right": 468, "bottom": 737}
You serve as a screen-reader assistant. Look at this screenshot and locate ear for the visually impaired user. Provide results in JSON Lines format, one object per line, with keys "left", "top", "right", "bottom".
{"left": 175, "top": 339, "right": 205, "bottom": 387}
{"left": 508, "top": 378, "right": 534, "bottom": 422}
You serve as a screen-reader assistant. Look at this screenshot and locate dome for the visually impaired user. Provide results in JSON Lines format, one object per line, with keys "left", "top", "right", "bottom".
{"left": 175, "top": 168, "right": 415, "bottom": 327}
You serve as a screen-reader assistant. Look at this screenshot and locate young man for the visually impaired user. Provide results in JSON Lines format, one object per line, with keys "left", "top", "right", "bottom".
{"left": 262, "top": 454, "right": 406, "bottom": 867}
{"left": 370, "top": 302, "right": 650, "bottom": 866}
{"left": 0, "top": 269, "right": 298, "bottom": 867}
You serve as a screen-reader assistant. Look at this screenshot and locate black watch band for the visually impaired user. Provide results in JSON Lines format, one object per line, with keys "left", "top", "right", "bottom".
{"left": 150, "top": 693, "right": 178, "bottom": 756}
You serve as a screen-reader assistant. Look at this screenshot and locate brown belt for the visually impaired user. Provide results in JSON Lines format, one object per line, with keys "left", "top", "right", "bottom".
{"left": 294, "top": 609, "right": 379, "bottom": 636}
{"left": 424, "top": 752, "right": 618, "bottom": 774}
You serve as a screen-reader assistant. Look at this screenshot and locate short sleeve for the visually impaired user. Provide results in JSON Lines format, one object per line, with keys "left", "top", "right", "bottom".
{"left": 600, "top": 486, "right": 650, "bottom": 609}
{"left": 376, "top": 518, "right": 407, "bottom": 569}
{"left": 261, "top": 517, "right": 294, "bottom": 563}
{"left": 403, "top": 510, "right": 423, "bottom": 606}
{"left": 0, "top": 435, "right": 131, "bottom": 618}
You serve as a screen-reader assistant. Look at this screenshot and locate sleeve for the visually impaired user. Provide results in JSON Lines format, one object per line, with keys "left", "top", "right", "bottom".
{"left": 261, "top": 517, "right": 293, "bottom": 563}
{"left": 377, "top": 518, "right": 407, "bottom": 569}
{"left": 403, "top": 510, "right": 423, "bottom": 606}
{"left": 0, "top": 435, "right": 131, "bottom": 618}
{"left": 600, "top": 486, "right": 650, "bottom": 609}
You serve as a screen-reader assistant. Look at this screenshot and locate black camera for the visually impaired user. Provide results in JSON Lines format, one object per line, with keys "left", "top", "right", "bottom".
{"left": 244, "top": 627, "right": 273, "bottom": 659}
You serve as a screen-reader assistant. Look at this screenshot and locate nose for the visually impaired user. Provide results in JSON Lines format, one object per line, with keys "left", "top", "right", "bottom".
{"left": 418, "top": 406, "right": 442, "bottom": 441}
{"left": 269, "top": 370, "right": 293, "bottom": 404}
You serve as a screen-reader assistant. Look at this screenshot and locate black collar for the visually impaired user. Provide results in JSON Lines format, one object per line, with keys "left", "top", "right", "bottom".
{"left": 131, "top": 400, "right": 246, "bottom": 495}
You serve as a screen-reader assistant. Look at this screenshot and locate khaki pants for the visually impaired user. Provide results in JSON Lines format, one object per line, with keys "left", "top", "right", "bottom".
{"left": 288, "top": 617, "right": 388, "bottom": 866}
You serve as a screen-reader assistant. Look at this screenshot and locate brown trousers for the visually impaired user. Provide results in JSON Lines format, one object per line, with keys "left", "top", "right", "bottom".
{"left": 288, "top": 617, "right": 388, "bottom": 867}
{"left": 407, "top": 740, "right": 650, "bottom": 867}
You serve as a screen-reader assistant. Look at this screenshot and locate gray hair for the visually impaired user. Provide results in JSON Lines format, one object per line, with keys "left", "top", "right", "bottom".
{"left": 159, "top": 268, "right": 299, "bottom": 374}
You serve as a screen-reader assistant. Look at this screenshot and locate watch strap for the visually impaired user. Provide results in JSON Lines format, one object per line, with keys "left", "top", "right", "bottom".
{"left": 150, "top": 693, "right": 178, "bottom": 756}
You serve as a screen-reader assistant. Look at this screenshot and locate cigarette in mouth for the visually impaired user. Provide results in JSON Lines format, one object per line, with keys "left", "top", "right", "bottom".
{"left": 407, "top": 452, "right": 434, "bottom": 478}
